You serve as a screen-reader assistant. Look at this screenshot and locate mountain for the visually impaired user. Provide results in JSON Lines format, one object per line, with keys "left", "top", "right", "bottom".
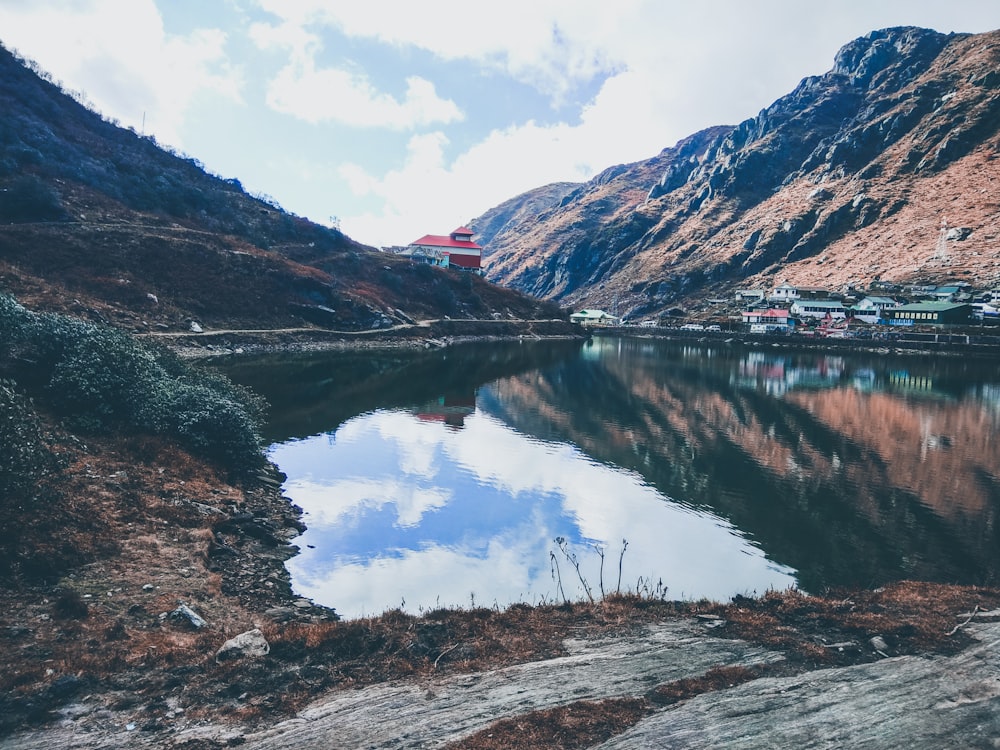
{"left": 0, "top": 44, "right": 562, "bottom": 331}
{"left": 472, "top": 181, "right": 579, "bottom": 256}
{"left": 473, "top": 27, "right": 1000, "bottom": 319}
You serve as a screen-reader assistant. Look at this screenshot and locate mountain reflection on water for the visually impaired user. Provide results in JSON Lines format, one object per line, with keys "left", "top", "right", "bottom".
{"left": 215, "top": 337, "right": 1000, "bottom": 617}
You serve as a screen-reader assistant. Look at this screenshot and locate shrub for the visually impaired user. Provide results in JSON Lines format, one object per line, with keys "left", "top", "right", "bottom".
{"left": 0, "top": 175, "right": 65, "bottom": 222}
{"left": 0, "top": 380, "right": 53, "bottom": 507}
{"left": 139, "top": 380, "right": 265, "bottom": 470}
{"left": 0, "top": 380, "right": 60, "bottom": 579}
{"left": 0, "top": 292, "right": 266, "bottom": 472}
{"left": 36, "top": 315, "right": 165, "bottom": 431}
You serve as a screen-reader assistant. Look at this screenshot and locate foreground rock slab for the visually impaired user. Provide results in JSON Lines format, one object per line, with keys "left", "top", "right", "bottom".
{"left": 5, "top": 620, "right": 1000, "bottom": 749}
{"left": 597, "top": 621, "right": 1000, "bottom": 749}
{"left": 235, "top": 620, "right": 779, "bottom": 750}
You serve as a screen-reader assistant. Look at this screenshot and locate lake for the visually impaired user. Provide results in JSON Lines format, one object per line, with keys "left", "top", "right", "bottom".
{"left": 215, "top": 336, "right": 1000, "bottom": 618}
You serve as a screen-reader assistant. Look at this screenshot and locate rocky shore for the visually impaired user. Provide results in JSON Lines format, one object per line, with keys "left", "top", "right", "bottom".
{"left": 147, "top": 318, "right": 583, "bottom": 359}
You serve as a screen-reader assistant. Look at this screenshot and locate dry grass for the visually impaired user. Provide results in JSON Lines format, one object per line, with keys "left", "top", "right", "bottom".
{"left": 710, "top": 582, "right": 1000, "bottom": 665}
{"left": 445, "top": 697, "right": 650, "bottom": 750}
{"left": 649, "top": 664, "right": 764, "bottom": 706}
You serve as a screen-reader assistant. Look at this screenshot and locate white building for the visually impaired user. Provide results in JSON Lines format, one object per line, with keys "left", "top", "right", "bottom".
{"left": 789, "top": 300, "right": 847, "bottom": 320}
{"left": 570, "top": 309, "right": 620, "bottom": 326}
{"left": 768, "top": 283, "right": 832, "bottom": 303}
{"left": 852, "top": 296, "right": 897, "bottom": 324}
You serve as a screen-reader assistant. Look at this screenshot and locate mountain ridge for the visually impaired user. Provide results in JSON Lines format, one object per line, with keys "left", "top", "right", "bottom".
{"left": 473, "top": 26, "right": 1000, "bottom": 319}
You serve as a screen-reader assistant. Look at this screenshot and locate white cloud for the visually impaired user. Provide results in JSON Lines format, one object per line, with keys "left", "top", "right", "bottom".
{"left": 254, "top": 0, "right": 633, "bottom": 99}
{"left": 247, "top": 16, "right": 317, "bottom": 53}
{"left": 286, "top": 475, "right": 451, "bottom": 529}
{"left": 0, "top": 0, "right": 242, "bottom": 150}
{"left": 289, "top": 532, "right": 552, "bottom": 618}
{"left": 339, "top": 122, "right": 602, "bottom": 245}
{"left": 372, "top": 411, "right": 443, "bottom": 475}
{"left": 276, "top": 409, "right": 797, "bottom": 616}
{"left": 250, "top": 17, "right": 463, "bottom": 129}
{"left": 265, "top": 64, "right": 463, "bottom": 128}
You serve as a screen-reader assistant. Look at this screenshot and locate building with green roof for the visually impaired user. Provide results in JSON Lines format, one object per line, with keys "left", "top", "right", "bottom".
{"left": 883, "top": 302, "right": 972, "bottom": 326}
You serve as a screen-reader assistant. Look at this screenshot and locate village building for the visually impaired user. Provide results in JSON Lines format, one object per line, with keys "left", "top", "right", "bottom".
{"left": 883, "top": 302, "right": 973, "bottom": 326}
{"left": 734, "top": 288, "right": 766, "bottom": 303}
{"left": 852, "top": 296, "right": 898, "bottom": 323}
{"left": 790, "top": 299, "right": 848, "bottom": 320}
{"left": 768, "top": 283, "right": 833, "bottom": 303}
{"left": 570, "top": 309, "right": 620, "bottom": 326}
{"left": 741, "top": 308, "right": 794, "bottom": 331}
{"left": 931, "top": 285, "right": 962, "bottom": 302}
{"left": 396, "top": 226, "right": 483, "bottom": 273}
{"left": 971, "top": 302, "right": 1000, "bottom": 320}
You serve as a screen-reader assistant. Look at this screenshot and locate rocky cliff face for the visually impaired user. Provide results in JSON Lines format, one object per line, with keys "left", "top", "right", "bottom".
{"left": 473, "top": 181, "right": 579, "bottom": 255}
{"left": 475, "top": 27, "right": 1000, "bottom": 318}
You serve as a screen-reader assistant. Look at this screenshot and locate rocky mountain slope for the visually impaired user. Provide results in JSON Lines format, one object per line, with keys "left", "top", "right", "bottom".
{"left": 0, "top": 43, "right": 562, "bottom": 332}
{"left": 472, "top": 181, "right": 579, "bottom": 256}
{"left": 475, "top": 27, "right": 1000, "bottom": 319}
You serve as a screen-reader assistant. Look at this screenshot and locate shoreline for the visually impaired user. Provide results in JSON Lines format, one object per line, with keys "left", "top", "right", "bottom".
{"left": 144, "top": 317, "right": 1000, "bottom": 362}
{"left": 149, "top": 318, "right": 584, "bottom": 359}
{"left": 592, "top": 325, "right": 1000, "bottom": 359}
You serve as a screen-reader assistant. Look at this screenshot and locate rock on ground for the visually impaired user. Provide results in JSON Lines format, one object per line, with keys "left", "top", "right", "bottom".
{"left": 596, "top": 621, "right": 1000, "bottom": 749}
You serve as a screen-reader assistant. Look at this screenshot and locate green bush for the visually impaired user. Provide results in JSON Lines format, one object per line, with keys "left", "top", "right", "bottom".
{"left": 34, "top": 314, "right": 165, "bottom": 430}
{"left": 0, "top": 380, "right": 57, "bottom": 579}
{"left": 140, "top": 380, "right": 264, "bottom": 469}
{"left": 0, "top": 292, "right": 266, "bottom": 472}
{"left": 0, "top": 380, "right": 53, "bottom": 507}
{"left": 0, "top": 295, "right": 22, "bottom": 343}
{"left": 0, "top": 175, "right": 65, "bottom": 222}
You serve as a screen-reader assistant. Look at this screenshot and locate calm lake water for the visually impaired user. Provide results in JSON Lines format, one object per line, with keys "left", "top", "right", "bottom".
{"left": 216, "top": 337, "right": 1000, "bottom": 618}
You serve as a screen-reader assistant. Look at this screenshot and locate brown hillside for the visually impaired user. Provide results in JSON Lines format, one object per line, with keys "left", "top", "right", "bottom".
{"left": 0, "top": 43, "right": 562, "bottom": 331}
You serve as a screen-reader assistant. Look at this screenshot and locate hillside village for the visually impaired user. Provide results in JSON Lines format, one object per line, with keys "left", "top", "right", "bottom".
{"left": 573, "top": 276, "right": 1000, "bottom": 336}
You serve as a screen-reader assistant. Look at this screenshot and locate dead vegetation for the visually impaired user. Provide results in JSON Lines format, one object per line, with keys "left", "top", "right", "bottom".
{"left": 445, "top": 697, "right": 650, "bottom": 750}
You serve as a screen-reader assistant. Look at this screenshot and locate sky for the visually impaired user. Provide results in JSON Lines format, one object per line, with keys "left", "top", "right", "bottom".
{"left": 0, "top": 2, "right": 996, "bottom": 249}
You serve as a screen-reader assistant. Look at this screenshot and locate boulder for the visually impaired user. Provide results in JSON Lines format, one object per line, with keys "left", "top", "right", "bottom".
{"left": 170, "top": 603, "right": 207, "bottom": 629}
{"left": 216, "top": 628, "right": 270, "bottom": 663}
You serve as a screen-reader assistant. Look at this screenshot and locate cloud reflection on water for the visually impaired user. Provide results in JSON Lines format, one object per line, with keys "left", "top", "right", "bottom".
{"left": 270, "top": 409, "right": 796, "bottom": 618}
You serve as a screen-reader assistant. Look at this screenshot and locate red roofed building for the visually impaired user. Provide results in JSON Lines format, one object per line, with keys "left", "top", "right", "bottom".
{"left": 403, "top": 226, "right": 483, "bottom": 273}
{"left": 741, "top": 308, "right": 794, "bottom": 328}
